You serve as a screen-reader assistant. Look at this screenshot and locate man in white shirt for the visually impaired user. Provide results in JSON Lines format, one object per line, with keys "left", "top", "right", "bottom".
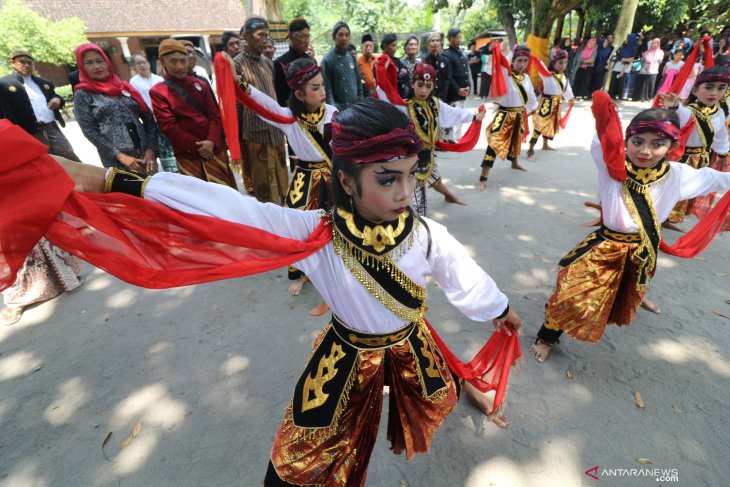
{"left": 0, "top": 49, "right": 79, "bottom": 160}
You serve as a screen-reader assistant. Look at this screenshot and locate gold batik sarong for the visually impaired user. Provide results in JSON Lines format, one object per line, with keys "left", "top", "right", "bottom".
{"left": 532, "top": 95, "right": 562, "bottom": 139}
{"left": 176, "top": 150, "right": 238, "bottom": 189}
{"left": 668, "top": 148, "right": 708, "bottom": 223}
{"left": 486, "top": 106, "right": 526, "bottom": 160}
{"left": 269, "top": 316, "right": 458, "bottom": 487}
{"left": 544, "top": 229, "right": 652, "bottom": 344}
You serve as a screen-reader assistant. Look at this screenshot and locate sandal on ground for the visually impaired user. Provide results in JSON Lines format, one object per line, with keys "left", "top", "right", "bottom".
{"left": 1, "top": 307, "right": 25, "bottom": 326}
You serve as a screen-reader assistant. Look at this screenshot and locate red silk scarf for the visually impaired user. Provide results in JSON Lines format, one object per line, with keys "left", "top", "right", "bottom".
{"left": 213, "top": 53, "right": 242, "bottom": 162}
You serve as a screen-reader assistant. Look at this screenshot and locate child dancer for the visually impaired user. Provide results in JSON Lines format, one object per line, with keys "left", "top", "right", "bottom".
{"left": 667, "top": 67, "right": 730, "bottom": 226}
{"left": 526, "top": 50, "right": 575, "bottom": 161}
{"left": 376, "top": 59, "right": 486, "bottom": 215}
{"left": 1, "top": 99, "right": 522, "bottom": 485}
{"left": 530, "top": 91, "right": 730, "bottom": 362}
{"left": 478, "top": 44, "right": 538, "bottom": 191}
{"left": 236, "top": 58, "right": 335, "bottom": 298}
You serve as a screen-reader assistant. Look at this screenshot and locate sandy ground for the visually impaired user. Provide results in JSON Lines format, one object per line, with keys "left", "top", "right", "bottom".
{"left": 1, "top": 97, "right": 729, "bottom": 487}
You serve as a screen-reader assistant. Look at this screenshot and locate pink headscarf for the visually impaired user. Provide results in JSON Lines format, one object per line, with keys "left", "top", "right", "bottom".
{"left": 643, "top": 38, "right": 663, "bottom": 65}
{"left": 74, "top": 43, "right": 148, "bottom": 113}
{"left": 580, "top": 38, "right": 597, "bottom": 60}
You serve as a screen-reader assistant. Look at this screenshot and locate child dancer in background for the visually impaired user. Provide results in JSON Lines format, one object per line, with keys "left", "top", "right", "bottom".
{"left": 376, "top": 59, "right": 486, "bottom": 215}
{"left": 666, "top": 67, "right": 730, "bottom": 227}
{"left": 526, "top": 50, "right": 575, "bottom": 161}
{"left": 531, "top": 92, "right": 730, "bottom": 362}
{"left": 234, "top": 58, "right": 335, "bottom": 300}
{"left": 477, "top": 44, "right": 538, "bottom": 190}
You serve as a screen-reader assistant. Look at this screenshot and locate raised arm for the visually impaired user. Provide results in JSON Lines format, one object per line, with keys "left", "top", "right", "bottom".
{"left": 674, "top": 163, "right": 730, "bottom": 201}
{"left": 54, "top": 157, "right": 318, "bottom": 240}
{"left": 245, "top": 84, "right": 296, "bottom": 134}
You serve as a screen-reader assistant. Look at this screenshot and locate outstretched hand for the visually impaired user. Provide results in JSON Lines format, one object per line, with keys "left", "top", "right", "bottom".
{"left": 657, "top": 92, "right": 679, "bottom": 108}
{"left": 475, "top": 105, "right": 487, "bottom": 121}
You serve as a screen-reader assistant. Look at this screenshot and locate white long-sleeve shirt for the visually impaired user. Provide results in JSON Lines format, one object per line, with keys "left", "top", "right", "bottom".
{"left": 490, "top": 67, "right": 538, "bottom": 113}
{"left": 143, "top": 172, "right": 509, "bottom": 333}
{"left": 591, "top": 135, "right": 730, "bottom": 232}
{"left": 246, "top": 86, "right": 337, "bottom": 162}
{"left": 676, "top": 103, "right": 730, "bottom": 156}
{"left": 375, "top": 86, "right": 474, "bottom": 129}
{"left": 538, "top": 71, "right": 574, "bottom": 101}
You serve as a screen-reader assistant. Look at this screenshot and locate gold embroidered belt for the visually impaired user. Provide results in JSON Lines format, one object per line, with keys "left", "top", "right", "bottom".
{"left": 331, "top": 313, "right": 416, "bottom": 350}
{"left": 297, "top": 160, "right": 330, "bottom": 171}
{"left": 598, "top": 226, "right": 642, "bottom": 243}
{"left": 498, "top": 105, "right": 526, "bottom": 113}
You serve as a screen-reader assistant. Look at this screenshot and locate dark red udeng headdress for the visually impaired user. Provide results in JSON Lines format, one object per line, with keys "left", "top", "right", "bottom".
{"left": 625, "top": 119, "right": 681, "bottom": 141}
{"left": 512, "top": 44, "right": 531, "bottom": 61}
{"left": 330, "top": 118, "right": 423, "bottom": 164}
{"left": 552, "top": 49, "right": 568, "bottom": 61}
{"left": 412, "top": 63, "right": 437, "bottom": 82}
{"left": 286, "top": 62, "right": 322, "bottom": 90}
{"left": 694, "top": 67, "right": 730, "bottom": 87}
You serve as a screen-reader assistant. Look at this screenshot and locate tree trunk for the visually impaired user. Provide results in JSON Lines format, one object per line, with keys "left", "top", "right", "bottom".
{"left": 576, "top": 8, "right": 585, "bottom": 39}
{"left": 604, "top": 0, "right": 640, "bottom": 89}
{"left": 555, "top": 12, "right": 565, "bottom": 41}
{"left": 244, "top": 0, "right": 283, "bottom": 21}
{"left": 530, "top": 0, "right": 584, "bottom": 38}
{"left": 498, "top": 8, "right": 519, "bottom": 47}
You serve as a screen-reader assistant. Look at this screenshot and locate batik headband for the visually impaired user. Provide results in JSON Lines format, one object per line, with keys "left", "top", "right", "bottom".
{"left": 331, "top": 121, "right": 423, "bottom": 163}
{"left": 286, "top": 63, "right": 322, "bottom": 90}
{"left": 552, "top": 49, "right": 568, "bottom": 61}
{"left": 625, "top": 119, "right": 681, "bottom": 141}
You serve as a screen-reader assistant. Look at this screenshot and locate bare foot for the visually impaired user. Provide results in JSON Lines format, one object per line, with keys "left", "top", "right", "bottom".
{"left": 541, "top": 145, "right": 555, "bottom": 151}
{"left": 476, "top": 179, "right": 488, "bottom": 191}
{"left": 511, "top": 161, "right": 528, "bottom": 172}
{"left": 444, "top": 194, "right": 467, "bottom": 205}
{"left": 308, "top": 301, "right": 330, "bottom": 316}
{"left": 462, "top": 381, "right": 509, "bottom": 428}
{"left": 640, "top": 297, "right": 661, "bottom": 314}
{"left": 526, "top": 149, "right": 536, "bottom": 162}
{"left": 661, "top": 221, "right": 685, "bottom": 233}
{"left": 288, "top": 276, "right": 307, "bottom": 296}
{"left": 529, "top": 339, "right": 553, "bottom": 363}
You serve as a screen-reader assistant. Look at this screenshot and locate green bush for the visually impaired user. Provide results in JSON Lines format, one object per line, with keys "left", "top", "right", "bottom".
{"left": 56, "top": 84, "right": 73, "bottom": 102}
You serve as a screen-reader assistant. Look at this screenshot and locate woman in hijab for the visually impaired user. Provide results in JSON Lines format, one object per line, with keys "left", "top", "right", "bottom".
{"left": 73, "top": 43, "right": 158, "bottom": 173}
{"left": 573, "top": 37, "right": 597, "bottom": 98}
{"left": 634, "top": 38, "right": 663, "bottom": 101}
{"left": 608, "top": 33, "right": 638, "bottom": 99}
{"left": 591, "top": 37, "right": 614, "bottom": 93}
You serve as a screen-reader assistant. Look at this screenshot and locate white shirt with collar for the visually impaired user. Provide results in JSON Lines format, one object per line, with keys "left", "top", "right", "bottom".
{"left": 22, "top": 75, "right": 55, "bottom": 124}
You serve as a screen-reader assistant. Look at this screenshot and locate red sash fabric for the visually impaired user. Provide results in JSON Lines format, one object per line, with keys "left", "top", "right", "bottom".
{"left": 425, "top": 320, "right": 521, "bottom": 412}
{"left": 213, "top": 54, "right": 242, "bottom": 162}
{"left": 490, "top": 41, "right": 512, "bottom": 98}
